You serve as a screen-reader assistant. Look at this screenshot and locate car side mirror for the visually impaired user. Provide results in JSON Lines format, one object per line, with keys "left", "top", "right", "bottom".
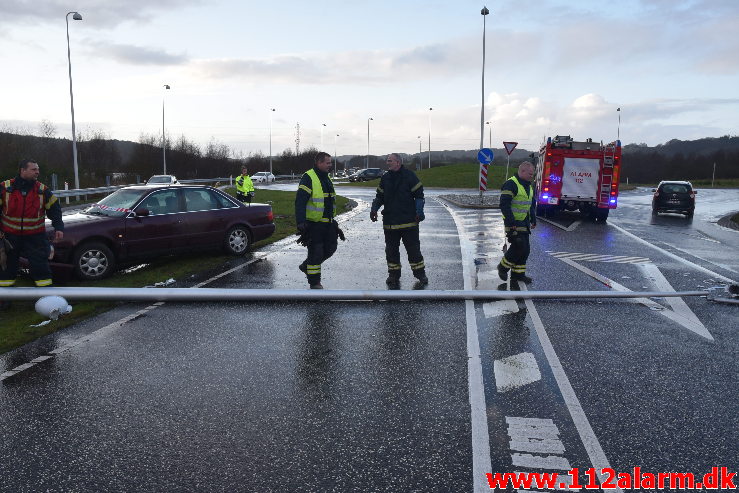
{"left": 135, "top": 208, "right": 150, "bottom": 217}
{"left": 651, "top": 188, "right": 657, "bottom": 192}
{"left": 692, "top": 190, "right": 697, "bottom": 194}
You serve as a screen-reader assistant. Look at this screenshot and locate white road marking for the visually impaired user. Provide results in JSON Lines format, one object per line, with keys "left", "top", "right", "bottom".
{"left": 483, "top": 300, "right": 520, "bottom": 317}
{"left": 446, "top": 202, "right": 493, "bottom": 493}
{"left": 556, "top": 257, "right": 713, "bottom": 340}
{"left": 538, "top": 217, "right": 582, "bottom": 232}
{"left": 520, "top": 283, "right": 623, "bottom": 491}
{"left": 494, "top": 352, "right": 542, "bottom": 393}
{"left": 609, "top": 221, "right": 736, "bottom": 284}
{"left": 547, "top": 251, "right": 651, "bottom": 264}
{"left": 512, "top": 453, "right": 572, "bottom": 470}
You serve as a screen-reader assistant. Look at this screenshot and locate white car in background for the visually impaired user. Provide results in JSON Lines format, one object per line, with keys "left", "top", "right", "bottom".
{"left": 144, "top": 175, "right": 180, "bottom": 186}
{"left": 252, "top": 171, "right": 275, "bottom": 184}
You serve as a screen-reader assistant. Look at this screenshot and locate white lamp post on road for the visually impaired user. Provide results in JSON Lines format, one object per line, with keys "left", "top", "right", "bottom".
{"left": 321, "top": 123, "right": 326, "bottom": 149}
{"left": 162, "top": 84, "right": 170, "bottom": 174}
{"left": 366, "top": 117, "right": 373, "bottom": 169}
{"left": 428, "top": 108, "right": 433, "bottom": 169}
{"left": 269, "top": 108, "right": 276, "bottom": 174}
{"left": 480, "top": 6, "right": 490, "bottom": 151}
{"left": 486, "top": 121, "right": 492, "bottom": 148}
{"left": 334, "top": 133, "right": 340, "bottom": 174}
{"left": 66, "top": 11, "right": 82, "bottom": 189}
{"left": 417, "top": 135, "right": 422, "bottom": 170}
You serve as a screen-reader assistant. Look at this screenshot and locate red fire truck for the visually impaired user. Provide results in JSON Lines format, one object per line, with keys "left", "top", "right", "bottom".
{"left": 535, "top": 135, "right": 622, "bottom": 222}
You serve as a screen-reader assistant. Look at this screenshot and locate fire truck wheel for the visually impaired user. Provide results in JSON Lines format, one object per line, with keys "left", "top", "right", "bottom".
{"left": 595, "top": 208, "right": 610, "bottom": 222}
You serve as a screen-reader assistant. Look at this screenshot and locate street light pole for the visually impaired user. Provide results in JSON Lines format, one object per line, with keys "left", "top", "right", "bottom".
{"left": 428, "top": 108, "right": 433, "bottom": 169}
{"left": 417, "top": 136, "right": 422, "bottom": 171}
{"left": 334, "top": 133, "right": 339, "bottom": 173}
{"left": 366, "top": 117, "right": 373, "bottom": 169}
{"left": 486, "top": 121, "right": 492, "bottom": 148}
{"left": 480, "top": 6, "right": 489, "bottom": 151}
{"left": 617, "top": 107, "right": 621, "bottom": 141}
{"left": 66, "top": 11, "right": 83, "bottom": 189}
{"left": 321, "top": 123, "right": 326, "bottom": 149}
{"left": 269, "top": 108, "right": 275, "bottom": 175}
{"left": 162, "top": 84, "right": 170, "bottom": 174}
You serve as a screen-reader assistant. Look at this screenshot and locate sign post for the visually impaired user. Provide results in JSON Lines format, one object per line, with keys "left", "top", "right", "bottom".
{"left": 503, "top": 141, "right": 518, "bottom": 180}
{"left": 477, "top": 148, "right": 495, "bottom": 201}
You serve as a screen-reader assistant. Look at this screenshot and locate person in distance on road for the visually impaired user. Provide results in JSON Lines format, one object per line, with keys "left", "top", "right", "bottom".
{"left": 235, "top": 166, "right": 255, "bottom": 204}
{"left": 370, "top": 153, "right": 427, "bottom": 289}
{"left": 0, "top": 160, "right": 64, "bottom": 304}
{"left": 498, "top": 161, "right": 537, "bottom": 284}
{"left": 295, "top": 151, "right": 345, "bottom": 289}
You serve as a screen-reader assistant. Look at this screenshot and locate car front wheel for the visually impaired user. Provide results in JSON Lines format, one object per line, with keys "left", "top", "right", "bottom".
{"left": 225, "top": 225, "right": 251, "bottom": 255}
{"left": 73, "top": 242, "right": 116, "bottom": 280}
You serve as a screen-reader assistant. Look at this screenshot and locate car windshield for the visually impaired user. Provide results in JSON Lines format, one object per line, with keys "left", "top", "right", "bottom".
{"left": 661, "top": 184, "right": 691, "bottom": 193}
{"left": 83, "top": 189, "right": 146, "bottom": 217}
{"left": 148, "top": 176, "right": 171, "bottom": 183}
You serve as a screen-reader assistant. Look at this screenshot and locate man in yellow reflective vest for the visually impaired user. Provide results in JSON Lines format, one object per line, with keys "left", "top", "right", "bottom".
{"left": 295, "top": 152, "right": 343, "bottom": 289}
{"left": 1, "top": 159, "right": 64, "bottom": 297}
{"left": 235, "top": 167, "right": 255, "bottom": 203}
{"left": 498, "top": 161, "right": 537, "bottom": 284}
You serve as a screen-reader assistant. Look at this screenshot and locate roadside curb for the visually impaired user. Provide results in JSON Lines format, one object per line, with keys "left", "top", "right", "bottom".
{"left": 438, "top": 194, "right": 501, "bottom": 209}
{"left": 717, "top": 212, "right": 739, "bottom": 231}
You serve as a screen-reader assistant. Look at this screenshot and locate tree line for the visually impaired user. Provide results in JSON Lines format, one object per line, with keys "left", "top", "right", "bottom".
{"left": 621, "top": 136, "right": 739, "bottom": 183}
{"left": 0, "top": 122, "right": 322, "bottom": 189}
{"left": 1, "top": 122, "right": 736, "bottom": 188}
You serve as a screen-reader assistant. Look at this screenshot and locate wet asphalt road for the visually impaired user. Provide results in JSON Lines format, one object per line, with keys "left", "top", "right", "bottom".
{"left": 1, "top": 185, "right": 737, "bottom": 492}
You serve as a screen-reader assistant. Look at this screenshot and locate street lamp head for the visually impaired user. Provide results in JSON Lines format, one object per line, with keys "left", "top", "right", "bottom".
{"left": 72, "top": 12, "right": 82, "bottom": 20}
{"left": 429, "top": 107, "right": 433, "bottom": 111}
{"left": 481, "top": 6, "right": 489, "bottom": 15}
{"left": 322, "top": 123, "right": 326, "bottom": 127}
{"left": 163, "top": 84, "right": 170, "bottom": 90}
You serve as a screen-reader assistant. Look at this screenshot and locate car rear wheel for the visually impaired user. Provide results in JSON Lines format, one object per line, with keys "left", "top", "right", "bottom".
{"left": 73, "top": 242, "right": 116, "bottom": 280}
{"left": 225, "top": 225, "right": 251, "bottom": 255}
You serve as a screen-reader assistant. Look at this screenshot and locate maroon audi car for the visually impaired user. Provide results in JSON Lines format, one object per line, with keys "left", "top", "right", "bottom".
{"left": 45, "top": 185, "right": 275, "bottom": 281}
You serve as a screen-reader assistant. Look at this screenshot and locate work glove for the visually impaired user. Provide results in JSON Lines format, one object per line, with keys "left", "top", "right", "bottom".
{"left": 415, "top": 198, "right": 425, "bottom": 222}
{"left": 248, "top": 192, "right": 255, "bottom": 197}
{"left": 297, "top": 222, "right": 307, "bottom": 234}
{"left": 370, "top": 210, "right": 378, "bottom": 222}
{"left": 506, "top": 230, "right": 518, "bottom": 240}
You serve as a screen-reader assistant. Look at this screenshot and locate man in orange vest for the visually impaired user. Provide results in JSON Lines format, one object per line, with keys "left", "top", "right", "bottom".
{"left": 0, "top": 159, "right": 64, "bottom": 293}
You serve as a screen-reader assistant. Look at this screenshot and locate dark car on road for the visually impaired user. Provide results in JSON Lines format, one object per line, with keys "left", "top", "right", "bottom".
{"left": 46, "top": 185, "right": 275, "bottom": 280}
{"left": 652, "top": 181, "right": 696, "bottom": 218}
{"left": 348, "top": 168, "right": 385, "bottom": 182}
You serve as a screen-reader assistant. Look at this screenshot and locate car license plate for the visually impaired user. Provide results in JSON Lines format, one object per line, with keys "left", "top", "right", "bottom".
{"left": 548, "top": 197, "right": 559, "bottom": 205}
{"left": 668, "top": 199, "right": 680, "bottom": 204}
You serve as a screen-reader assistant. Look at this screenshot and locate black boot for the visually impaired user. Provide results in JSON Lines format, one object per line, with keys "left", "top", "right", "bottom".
{"left": 414, "top": 271, "right": 428, "bottom": 285}
{"left": 511, "top": 273, "right": 533, "bottom": 284}
{"left": 497, "top": 264, "right": 509, "bottom": 281}
{"left": 386, "top": 274, "right": 400, "bottom": 289}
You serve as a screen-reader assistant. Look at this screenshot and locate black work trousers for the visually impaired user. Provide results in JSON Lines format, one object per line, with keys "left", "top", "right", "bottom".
{"left": 302, "top": 222, "right": 338, "bottom": 285}
{"left": 0, "top": 233, "right": 53, "bottom": 287}
{"left": 500, "top": 233, "right": 530, "bottom": 275}
{"left": 384, "top": 226, "right": 425, "bottom": 279}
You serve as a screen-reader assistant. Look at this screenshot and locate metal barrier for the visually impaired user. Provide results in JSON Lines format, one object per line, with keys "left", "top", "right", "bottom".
{"left": 1, "top": 286, "right": 732, "bottom": 302}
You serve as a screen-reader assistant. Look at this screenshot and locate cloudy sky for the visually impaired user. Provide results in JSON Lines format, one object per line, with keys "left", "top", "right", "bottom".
{"left": 2, "top": 0, "right": 738, "bottom": 157}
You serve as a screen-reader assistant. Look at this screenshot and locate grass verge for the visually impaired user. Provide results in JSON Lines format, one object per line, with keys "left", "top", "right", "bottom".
{"left": 336, "top": 163, "right": 515, "bottom": 190}
{"left": 0, "top": 188, "right": 350, "bottom": 354}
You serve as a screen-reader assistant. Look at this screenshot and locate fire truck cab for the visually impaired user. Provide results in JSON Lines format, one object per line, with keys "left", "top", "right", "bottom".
{"left": 535, "top": 135, "right": 622, "bottom": 222}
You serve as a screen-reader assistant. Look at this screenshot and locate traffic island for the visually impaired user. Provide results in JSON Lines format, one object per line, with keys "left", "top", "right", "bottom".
{"left": 439, "top": 193, "right": 500, "bottom": 209}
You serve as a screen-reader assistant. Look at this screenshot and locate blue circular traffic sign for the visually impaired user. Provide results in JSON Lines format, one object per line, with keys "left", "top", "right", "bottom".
{"left": 478, "top": 148, "right": 494, "bottom": 164}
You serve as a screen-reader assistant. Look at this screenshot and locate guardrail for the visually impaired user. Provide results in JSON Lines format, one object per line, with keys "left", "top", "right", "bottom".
{"left": 52, "top": 176, "right": 298, "bottom": 199}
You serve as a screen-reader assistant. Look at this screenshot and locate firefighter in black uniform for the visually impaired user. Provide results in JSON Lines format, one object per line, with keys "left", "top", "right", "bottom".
{"left": 295, "top": 152, "right": 344, "bottom": 289}
{"left": 1, "top": 159, "right": 64, "bottom": 293}
{"left": 370, "top": 153, "right": 428, "bottom": 289}
{"left": 498, "top": 161, "right": 537, "bottom": 284}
